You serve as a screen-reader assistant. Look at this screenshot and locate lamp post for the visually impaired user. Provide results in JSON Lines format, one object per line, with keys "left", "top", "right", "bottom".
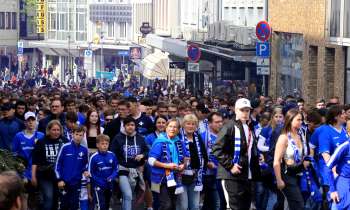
{"left": 68, "top": 35, "right": 71, "bottom": 83}
{"left": 100, "top": 31, "right": 104, "bottom": 85}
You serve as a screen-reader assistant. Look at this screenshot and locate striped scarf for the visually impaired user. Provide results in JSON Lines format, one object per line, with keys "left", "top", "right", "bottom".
{"left": 232, "top": 125, "right": 242, "bottom": 165}
{"left": 177, "top": 131, "right": 204, "bottom": 193}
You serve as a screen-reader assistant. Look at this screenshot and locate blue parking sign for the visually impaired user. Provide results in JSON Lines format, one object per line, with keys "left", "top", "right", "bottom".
{"left": 256, "top": 42, "right": 270, "bottom": 57}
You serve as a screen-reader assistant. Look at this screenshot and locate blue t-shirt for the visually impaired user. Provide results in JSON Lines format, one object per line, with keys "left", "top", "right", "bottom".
{"left": 309, "top": 125, "right": 327, "bottom": 157}
{"left": 318, "top": 125, "right": 348, "bottom": 156}
{"left": 12, "top": 131, "right": 45, "bottom": 180}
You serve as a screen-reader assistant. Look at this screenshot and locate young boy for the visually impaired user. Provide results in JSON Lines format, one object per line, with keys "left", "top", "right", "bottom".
{"left": 55, "top": 126, "right": 89, "bottom": 210}
{"left": 12, "top": 112, "right": 45, "bottom": 183}
{"left": 89, "top": 134, "right": 118, "bottom": 210}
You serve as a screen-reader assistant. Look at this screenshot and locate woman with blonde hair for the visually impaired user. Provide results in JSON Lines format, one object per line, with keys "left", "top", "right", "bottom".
{"left": 176, "top": 114, "right": 208, "bottom": 210}
{"left": 32, "top": 120, "right": 68, "bottom": 210}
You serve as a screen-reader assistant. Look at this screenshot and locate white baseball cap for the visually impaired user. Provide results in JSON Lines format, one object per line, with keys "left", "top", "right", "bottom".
{"left": 235, "top": 98, "right": 252, "bottom": 110}
{"left": 24, "top": 112, "right": 36, "bottom": 120}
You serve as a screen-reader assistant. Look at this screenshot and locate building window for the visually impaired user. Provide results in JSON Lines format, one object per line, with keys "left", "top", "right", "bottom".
{"left": 330, "top": 0, "right": 341, "bottom": 37}
{"left": 5, "top": 12, "right": 11, "bottom": 29}
{"left": 11, "top": 12, "right": 16, "bottom": 29}
{"left": 345, "top": 0, "right": 350, "bottom": 38}
{"left": 49, "top": 12, "right": 57, "bottom": 30}
{"left": 120, "top": 22, "right": 126, "bottom": 38}
{"left": 107, "top": 22, "right": 114, "bottom": 37}
{"left": 0, "top": 12, "right": 4, "bottom": 29}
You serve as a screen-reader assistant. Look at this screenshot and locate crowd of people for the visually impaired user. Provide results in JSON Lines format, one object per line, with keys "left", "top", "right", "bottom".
{"left": 0, "top": 81, "right": 349, "bottom": 210}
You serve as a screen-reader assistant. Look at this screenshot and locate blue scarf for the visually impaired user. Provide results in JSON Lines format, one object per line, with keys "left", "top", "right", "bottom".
{"left": 152, "top": 133, "right": 180, "bottom": 164}
{"left": 177, "top": 130, "right": 204, "bottom": 192}
{"left": 232, "top": 125, "right": 242, "bottom": 165}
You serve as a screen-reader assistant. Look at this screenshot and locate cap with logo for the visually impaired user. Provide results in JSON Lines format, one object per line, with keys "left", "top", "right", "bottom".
{"left": 24, "top": 112, "right": 36, "bottom": 120}
{"left": 235, "top": 98, "right": 252, "bottom": 110}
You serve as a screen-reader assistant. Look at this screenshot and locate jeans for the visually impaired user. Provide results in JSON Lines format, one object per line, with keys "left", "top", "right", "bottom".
{"left": 176, "top": 182, "right": 201, "bottom": 210}
{"left": 59, "top": 183, "right": 80, "bottom": 210}
{"left": 39, "top": 179, "right": 58, "bottom": 210}
{"left": 119, "top": 175, "right": 135, "bottom": 210}
{"left": 157, "top": 183, "right": 177, "bottom": 210}
{"left": 281, "top": 174, "right": 303, "bottom": 210}
{"left": 255, "top": 181, "right": 269, "bottom": 210}
{"left": 202, "top": 175, "right": 220, "bottom": 210}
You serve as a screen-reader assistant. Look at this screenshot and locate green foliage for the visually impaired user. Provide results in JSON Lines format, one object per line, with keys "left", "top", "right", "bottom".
{"left": 0, "top": 149, "right": 26, "bottom": 174}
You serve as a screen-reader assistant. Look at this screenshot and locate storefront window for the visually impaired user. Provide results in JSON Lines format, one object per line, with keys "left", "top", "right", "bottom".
{"left": 345, "top": 0, "right": 350, "bottom": 38}
{"left": 330, "top": 0, "right": 341, "bottom": 37}
{"left": 276, "top": 32, "right": 304, "bottom": 98}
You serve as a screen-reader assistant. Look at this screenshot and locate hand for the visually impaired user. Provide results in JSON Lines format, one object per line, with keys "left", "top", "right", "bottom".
{"left": 230, "top": 164, "right": 242, "bottom": 175}
{"left": 177, "top": 164, "right": 185, "bottom": 172}
{"left": 58, "top": 181, "right": 65, "bottom": 190}
{"left": 331, "top": 191, "right": 340, "bottom": 203}
{"left": 31, "top": 177, "right": 38, "bottom": 188}
{"left": 207, "top": 162, "right": 216, "bottom": 169}
{"left": 183, "top": 157, "right": 190, "bottom": 166}
{"left": 303, "top": 160, "right": 310, "bottom": 169}
{"left": 259, "top": 154, "right": 265, "bottom": 164}
{"left": 167, "top": 163, "right": 178, "bottom": 170}
{"left": 83, "top": 171, "right": 90, "bottom": 178}
{"left": 88, "top": 194, "right": 93, "bottom": 203}
{"left": 135, "top": 154, "right": 144, "bottom": 161}
{"left": 276, "top": 179, "right": 285, "bottom": 190}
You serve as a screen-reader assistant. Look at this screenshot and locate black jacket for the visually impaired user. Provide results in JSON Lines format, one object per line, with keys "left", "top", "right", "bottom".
{"left": 38, "top": 113, "right": 66, "bottom": 134}
{"left": 104, "top": 117, "right": 122, "bottom": 140}
{"left": 212, "top": 119, "right": 261, "bottom": 180}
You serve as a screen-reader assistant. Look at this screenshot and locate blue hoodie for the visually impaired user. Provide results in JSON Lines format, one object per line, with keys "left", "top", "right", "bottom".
{"left": 55, "top": 141, "right": 89, "bottom": 185}
{"left": 89, "top": 151, "right": 118, "bottom": 189}
{"left": 149, "top": 133, "right": 182, "bottom": 184}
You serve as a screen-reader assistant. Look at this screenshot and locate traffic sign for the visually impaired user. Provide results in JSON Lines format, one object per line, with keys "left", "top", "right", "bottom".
{"left": 257, "top": 57, "right": 270, "bottom": 66}
{"left": 84, "top": 50, "right": 93, "bottom": 57}
{"left": 256, "top": 21, "right": 271, "bottom": 42}
{"left": 17, "top": 41, "right": 23, "bottom": 55}
{"left": 257, "top": 66, "right": 270, "bottom": 75}
{"left": 187, "top": 44, "right": 201, "bottom": 63}
{"left": 118, "top": 51, "right": 129, "bottom": 56}
{"left": 188, "top": 63, "right": 199, "bottom": 72}
{"left": 256, "top": 42, "right": 270, "bottom": 57}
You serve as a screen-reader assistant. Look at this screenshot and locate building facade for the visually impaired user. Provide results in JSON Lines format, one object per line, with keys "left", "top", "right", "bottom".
{"left": 269, "top": 0, "right": 346, "bottom": 104}
{"left": 0, "top": 0, "right": 19, "bottom": 73}
{"left": 326, "top": 0, "right": 350, "bottom": 103}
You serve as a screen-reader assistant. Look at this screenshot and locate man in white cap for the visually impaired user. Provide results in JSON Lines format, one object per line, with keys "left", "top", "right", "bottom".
{"left": 12, "top": 112, "right": 44, "bottom": 184}
{"left": 212, "top": 98, "right": 261, "bottom": 210}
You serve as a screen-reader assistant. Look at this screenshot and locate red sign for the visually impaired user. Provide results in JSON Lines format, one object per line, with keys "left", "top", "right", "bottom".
{"left": 256, "top": 21, "right": 271, "bottom": 42}
{"left": 187, "top": 44, "right": 201, "bottom": 63}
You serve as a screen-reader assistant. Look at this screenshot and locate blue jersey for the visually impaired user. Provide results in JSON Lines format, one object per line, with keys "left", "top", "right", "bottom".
{"left": 55, "top": 142, "right": 89, "bottom": 185}
{"left": 318, "top": 125, "right": 348, "bottom": 156}
{"left": 89, "top": 151, "right": 118, "bottom": 189}
{"left": 327, "top": 140, "right": 350, "bottom": 192}
{"left": 145, "top": 132, "right": 159, "bottom": 148}
{"left": 309, "top": 125, "right": 324, "bottom": 156}
{"left": 12, "top": 131, "right": 44, "bottom": 180}
{"left": 201, "top": 129, "right": 218, "bottom": 175}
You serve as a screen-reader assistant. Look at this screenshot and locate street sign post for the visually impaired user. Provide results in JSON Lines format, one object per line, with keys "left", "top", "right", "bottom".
{"left": 256, "top": 42, "right": 270, "bottom": 57}
{"left": 187, "top": 44, "right": 201, "bottom": 63}
{"left": 188, "top": 63, "right": 199, "bottom": 72}
{"left": 256, "top": 21, "right": 271, "bottom": 42}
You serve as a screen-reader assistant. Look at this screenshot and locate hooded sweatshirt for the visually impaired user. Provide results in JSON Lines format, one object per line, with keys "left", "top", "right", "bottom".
{"left": 110, "top": 130, "right": 148, "bottom": 175}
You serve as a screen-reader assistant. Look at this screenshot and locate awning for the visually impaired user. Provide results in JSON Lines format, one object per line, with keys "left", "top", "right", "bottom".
{"left": 146, "top": 34, "right": 188, "bottom": 58}
{"left": 141, "top": 51, "right": 169, "bottom": 80}
{"left": 23, "top": 40, "right": 131, "bottom": 57}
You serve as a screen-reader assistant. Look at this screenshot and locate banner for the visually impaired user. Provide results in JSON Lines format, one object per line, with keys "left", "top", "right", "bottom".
{"left": 36, "top": 0, "right": 45, "bottom": 33}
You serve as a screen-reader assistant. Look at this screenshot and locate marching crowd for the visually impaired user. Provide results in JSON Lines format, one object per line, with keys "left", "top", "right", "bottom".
{"left": 0, "top": 84, "right": 350, "bottom": 210}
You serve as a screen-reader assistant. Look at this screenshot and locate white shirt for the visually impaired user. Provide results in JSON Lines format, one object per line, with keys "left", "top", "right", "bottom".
{"left": 243, "top": 123, "right": 252, "bottom": 179}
